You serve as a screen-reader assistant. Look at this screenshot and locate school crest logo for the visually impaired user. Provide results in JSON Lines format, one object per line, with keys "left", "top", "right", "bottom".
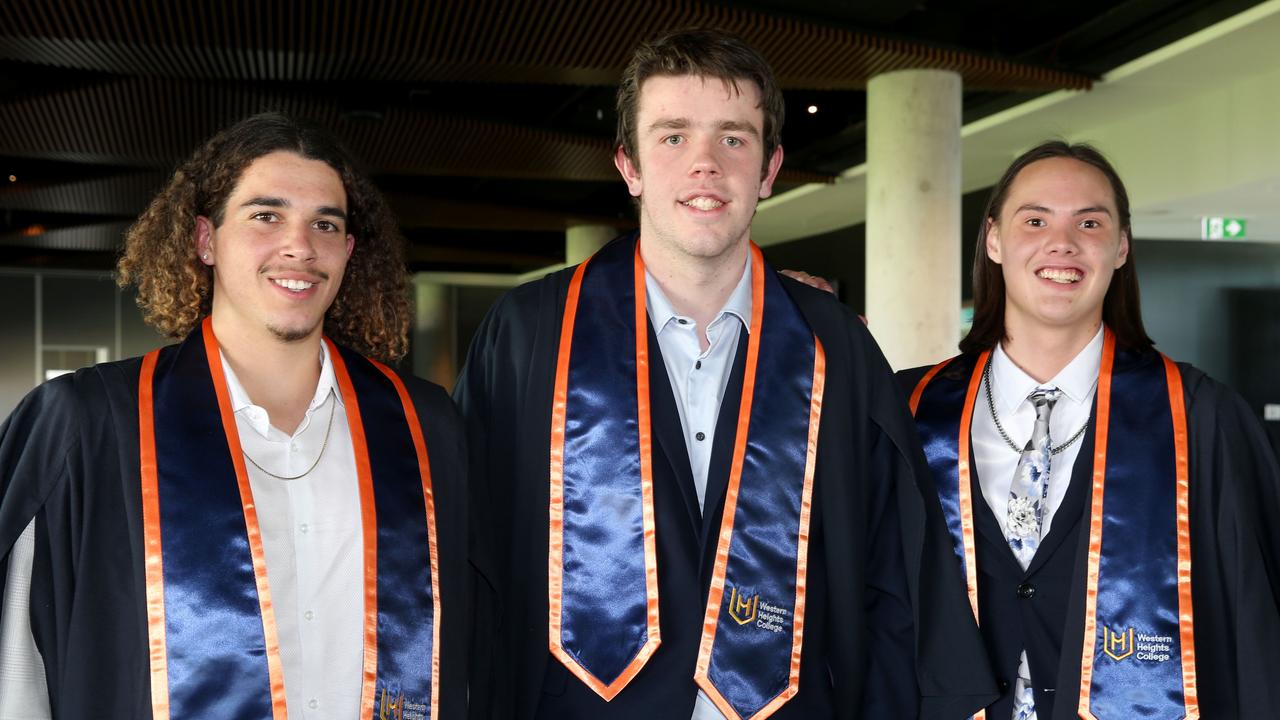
{"left": 379, "top": 686, "right": 404, "bottom": 720}
{"left": 727, "top": 586, "right": 759, "bottom": 625}
{"left": 1103, "top": 625, "right": 1135, "bottom": 661}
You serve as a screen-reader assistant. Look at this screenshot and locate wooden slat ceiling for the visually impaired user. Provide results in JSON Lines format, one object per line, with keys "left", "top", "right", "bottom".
{"left": 0, "top": 0, "right": 1110, "bottom": 271}
{"left": 0, "top": 0, "right": 1092, "bottom": 90}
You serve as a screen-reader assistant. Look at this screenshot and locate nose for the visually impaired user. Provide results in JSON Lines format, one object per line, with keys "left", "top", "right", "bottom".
{"left": 278, "top": 221, "right": 318, "bottom": 262}
{"left": 1045, "top": 223, "right": 1080, "bottom": 255}
{"left": 688, "top": 137, "right": 722, "bottom": 178}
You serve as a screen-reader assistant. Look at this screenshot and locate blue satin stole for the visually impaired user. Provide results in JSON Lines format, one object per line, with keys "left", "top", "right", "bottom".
{"left": 548, "top": 236, "right": 823, "bottom": 720}
{"left": 910, "top": 330, "right": 1197, "bottom": 719}
{"left": 139, "top": 320, "right": 440, "bottom": 719}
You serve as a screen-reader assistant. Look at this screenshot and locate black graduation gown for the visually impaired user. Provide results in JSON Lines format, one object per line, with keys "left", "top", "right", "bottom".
{"left": 0, "top": 349, "right": 470, "bottom": 719}
{"left": 455, "top": 255, "right": 996, "bottom": 720}
{"left": 898, "top": 354, "right": 1280, "bottom": 719}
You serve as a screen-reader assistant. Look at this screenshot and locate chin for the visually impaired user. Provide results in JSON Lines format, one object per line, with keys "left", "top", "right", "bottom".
{"left": 266, "top": 321, "right": 322, "bottom": 343}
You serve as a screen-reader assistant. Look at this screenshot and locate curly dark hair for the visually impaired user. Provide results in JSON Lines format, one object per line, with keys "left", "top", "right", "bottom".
{"left": 116, "top": 112, "right": 411, "bottom": 361}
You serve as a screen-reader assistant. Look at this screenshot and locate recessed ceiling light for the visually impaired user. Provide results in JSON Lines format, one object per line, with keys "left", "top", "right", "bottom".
{"left": 807, "top": 105, "right": 818, "bottom": 114}
{"left": 7, "top": 175, "right": 15, "bottom": 182}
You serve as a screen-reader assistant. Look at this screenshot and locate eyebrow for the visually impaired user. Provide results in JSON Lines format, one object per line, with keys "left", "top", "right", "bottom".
{"left": 240, "top": 196, "right": 347, "bottom": 220}
{"left": 646, "top": 118, "right": 761, "bottom": 138}
{"left": 1013, "top": 203, "right": 1112, "bottom": 217}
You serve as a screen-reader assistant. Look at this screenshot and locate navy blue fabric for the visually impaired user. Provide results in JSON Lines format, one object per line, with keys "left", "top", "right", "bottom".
{"left": 1087, "top": 351, "right": 1187, "bottom": 718}
{"left": 151, "top": 331, "right": 274, "bottom": 718}
{"left": 339, "top": 346, "right": 438, "bottom": 718}
{"left": 705, "top": 258, "right": 818, "bottom": 719}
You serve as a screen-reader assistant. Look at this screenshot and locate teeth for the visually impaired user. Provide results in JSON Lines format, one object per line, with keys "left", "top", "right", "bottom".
{"left": 273, "top": 278, "right": 314, "bottom": 291}
{"left": 682, "top": 197, "right": 724, "bottom": 211}
{"left": 1037, "top": 268, "right": 1081, "bottom": 284}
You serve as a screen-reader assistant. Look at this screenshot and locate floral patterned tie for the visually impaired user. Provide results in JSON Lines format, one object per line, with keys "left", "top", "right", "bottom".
{"left": 1007, "top": 387, "right": 1059, "bottom": 720}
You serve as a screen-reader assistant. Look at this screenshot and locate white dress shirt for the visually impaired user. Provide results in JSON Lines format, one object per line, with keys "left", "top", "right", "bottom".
{"left": 971, "top": 325, "right": 1103, "bottom": 719}
{"left": 644, "top": 257, "right": 752, "bottom": 720}
{"left": 226, "top": 343, "right": 363, "bottom": 719}
{"left": 0, "top": 343, "right": 364, "bottom": 719}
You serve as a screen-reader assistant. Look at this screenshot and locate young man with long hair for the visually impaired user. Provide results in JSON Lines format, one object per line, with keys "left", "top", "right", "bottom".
{"left": 901, "top": 141, "right": 1280, "bottom": 719}
{"left": 0, "top": 113, "right": 467, "bottom": 718}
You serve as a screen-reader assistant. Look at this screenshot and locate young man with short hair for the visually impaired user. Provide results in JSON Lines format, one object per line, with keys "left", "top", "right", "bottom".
{"left": 0, "top": 113, "right": 467, "bottom": 718}
{"left": 902, "top": 141, "right": 1280, "bottom": 719}
{"left": 457, "top": 28, "right": 993, "bottom": 719}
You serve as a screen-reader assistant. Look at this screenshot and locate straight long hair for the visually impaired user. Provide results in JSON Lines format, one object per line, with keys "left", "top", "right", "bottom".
{"left": 959, "top": 141, "right": 1153, "bottom": 354}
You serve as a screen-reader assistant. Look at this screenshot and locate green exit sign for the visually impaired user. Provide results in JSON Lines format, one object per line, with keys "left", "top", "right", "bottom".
{"left": 1201, "top": 216, "right": 1247, "bottom": 240}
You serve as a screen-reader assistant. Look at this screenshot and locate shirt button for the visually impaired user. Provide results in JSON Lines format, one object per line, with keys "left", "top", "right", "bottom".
{"left": 997, "top": 679, "right": 1010, "bottom": 693}
{"left": 290, "top": 442, "right": 299, "bottom": 452}
{"left": 677, "top": 318, "right": 689, "bottom": 325}
{"left": 304, "top": 610, "right": 315, "bottom": 621}
{"left": 695, "top": 360, "right": 702, "bottom": 370}
{"left": 695, "top": 432, "right": 706, "bottom": 441}
{"left": 1016, "top": 582, "right": 1036, "bottom": 599}
{"left": 299, "top": 523, "right": 309, "bottom": 534}
{"left": 308, "top": 699, "right": 319, "bottom": 709}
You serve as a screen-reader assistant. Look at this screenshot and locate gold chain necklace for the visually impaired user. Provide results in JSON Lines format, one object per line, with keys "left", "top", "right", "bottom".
{"left": 241, "top": 399, "right": 337, "bottom": 480}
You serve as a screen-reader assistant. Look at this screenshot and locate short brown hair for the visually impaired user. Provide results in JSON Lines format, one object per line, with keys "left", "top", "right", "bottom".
{"left": 615, "top": 27, "right": 785, "bottom": 172}
{"left": 960, "top": 140, "right": 1153, "bottom": 354}
{"left": 117, "top": 112, "right": 412, "bottom": 362}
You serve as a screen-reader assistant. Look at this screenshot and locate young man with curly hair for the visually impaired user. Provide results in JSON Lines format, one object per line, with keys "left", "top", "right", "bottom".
{"left": 0, "top": 113, "right": 467, "bottom": 719}
{"left": 455, "top": 28, "right": 993, "bottom": 719}
{"left": 900, "top": 142, "right": 1280, "bottom": 719}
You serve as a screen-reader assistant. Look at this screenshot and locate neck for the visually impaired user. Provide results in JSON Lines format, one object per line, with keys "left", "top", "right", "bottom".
{"left": 1001, "top": 316, "right": 1101, "bottom": 384}
{"left": 640, "top": 236, "right": 748, "bottom": 335}
{"left": 211, "top": 315, "right": 323, "bottom": 435}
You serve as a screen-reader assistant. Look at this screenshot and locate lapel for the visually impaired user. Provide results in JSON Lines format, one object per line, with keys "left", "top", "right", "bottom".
{"left": 699, "top": 331, "right": 749, "bottom": 550}
{"left": 645, "top": 321, "right": 702, "bottom": 536}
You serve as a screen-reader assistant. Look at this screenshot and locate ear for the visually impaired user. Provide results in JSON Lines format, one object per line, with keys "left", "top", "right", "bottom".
{"left": 758, "top": 145, "right": 785, "bottom": 200}
{"left": 345, "top": 233, "right": 355, "bottom": 259}
{"left": 614, "top": 146, "right": 643, "bottom": 198}
{"left": 195, "top": 216, "right": 215, "bottom": 265}
{"left": 1115, "top": 229, "right": 1130, "bottom": 268}
{"left": 984, "top": 217, "right": 1002, "bottom": 264}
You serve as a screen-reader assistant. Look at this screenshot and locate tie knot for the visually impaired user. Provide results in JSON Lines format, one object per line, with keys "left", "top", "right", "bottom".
{"left": 1029, "top": 387, "right": 1060, "bottom": 412}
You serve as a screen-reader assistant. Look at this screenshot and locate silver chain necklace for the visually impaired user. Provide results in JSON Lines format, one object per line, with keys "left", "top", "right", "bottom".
{"left": 983, "top": 361, "right": 1088, "bottom": 456}
{"left": 241, "top": 399, "right": 337, "bottom": 480}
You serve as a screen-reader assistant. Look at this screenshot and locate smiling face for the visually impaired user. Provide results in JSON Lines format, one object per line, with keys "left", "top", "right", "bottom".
{"left": 614, "top": 73, "right": 783, "bottom": 265}
{"left": 986, "top": 156, "right": 1130, "bottom": 341}
{"left": 197, "top": 150, "right": 354, "bottom": 347}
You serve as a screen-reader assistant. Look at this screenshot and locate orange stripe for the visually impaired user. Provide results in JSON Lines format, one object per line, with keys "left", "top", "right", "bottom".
{"left": 368, "top": 354, "right": 444, "bottom": 719}
{"left": 958, "top": 352, "right": 988, "bottom": 626}
{"left": 751, "top": 338, "right": 826, "bottom": 720}
{"left": 326, "top": 341, "right": 381, "bottom": 717}
{"left": 138, "top": 349, "right": 170, "bottom": 720}
{"left": 200, "top": 319, "right": 288, "bottom": 719}
{"left": 908, "top": 357, "right": 952, "bottom": 416}
{"left": 630, "top": 241, "right": 663, "bottom": 680}
{"left": 1163, "top": 355, "right": 1199, "bottom": 718}
{"left": 1077, "top": 327, "right": 1116, "bottom": 720}
{"left": 694, "top": 245, "right": 767, "bottom": 720}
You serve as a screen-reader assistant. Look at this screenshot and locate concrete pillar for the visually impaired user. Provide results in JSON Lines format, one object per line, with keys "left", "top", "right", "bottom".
{"left": 865, "top": 69, "right": 962, "bottom": 371}
{"left": 411, "top": 275, "right": 457, "bottom": 389}
{"left": 565, "top": 224, "right": 616, "bottom": 265}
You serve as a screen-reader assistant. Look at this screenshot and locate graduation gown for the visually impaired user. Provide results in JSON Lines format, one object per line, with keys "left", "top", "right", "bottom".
{"left": 899, "top": 353, "right": 1280, "bottom": 719}
{"left": 455, "top": 251, "right": 996, "bottom": 720}
{"left": 0, "top": 344, "right": 469, "bottom": 719}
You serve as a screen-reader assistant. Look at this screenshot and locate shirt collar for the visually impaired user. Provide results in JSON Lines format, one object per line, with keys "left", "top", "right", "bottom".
{"left": 644, "top": 254, "right": 753, "bottom": 334}
{"left": 223, "top": 342, "right": 342, "bottom": 436}
{"left": 991, "top": 324, "right": 1104, "bottom": 412}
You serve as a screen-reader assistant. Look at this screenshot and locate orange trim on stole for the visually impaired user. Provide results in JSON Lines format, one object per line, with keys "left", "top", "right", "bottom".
{"left": 368, "top": 354, "right": 444, "bottom": 720}
{"left": 694, "top": 245, "right": 765, "bottom": 720}
{"left": 1163, "top": 355, "right": 1199, "bottom": 718}
{"left": 138, "top": 350, "right": 170, "bottom": 720}
{"left": 200, "top": 319, "right": 288, "bottom": 719}
{"left": 546, "top": 247, "right": 662, "bottom": 700}
{"left": 1077, "top": 328, "right": 1116, "bottom": 720}
{"left": 325, "top": 341, "right": 382, "bottom": 717}
{"left": 908, "top": 357, "right": 951, "bottom": 415}
{"left": 957, "top": 352, "right": 988, "bottom": 626}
